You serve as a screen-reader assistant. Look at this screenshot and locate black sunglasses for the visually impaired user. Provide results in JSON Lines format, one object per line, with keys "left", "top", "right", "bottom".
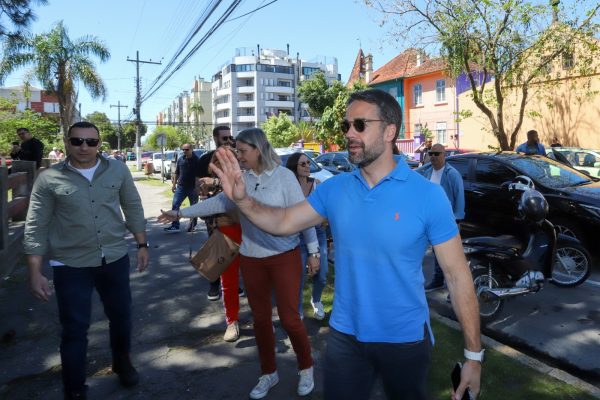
{"left": 428, "top": 151, "right": 442, "bottom": 156}
{"left": 221, "top": 136, "right": 235, "bottom": 141}
{"left": 298, "top": 161, "right": 310, "bottom": 167}
{"left": 340, "top": 118, "right": 384, "bottom": 133}
{"left": 69, "top": 137, "right": 100, "bottom": 147}
{"left": 182, "top": 148, "right": 191, "bottom": 151}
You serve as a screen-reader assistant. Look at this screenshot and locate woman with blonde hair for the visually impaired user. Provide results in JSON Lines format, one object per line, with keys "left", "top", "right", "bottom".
{"left": 159, "top": 128, "right": 319, "bottom": 399}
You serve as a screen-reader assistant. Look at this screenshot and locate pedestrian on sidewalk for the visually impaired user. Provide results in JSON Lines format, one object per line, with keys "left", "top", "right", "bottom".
{"left": 164, "top": 143, "right": 202, "bottom": 233}
{"left": 285, "top": 152, "right": 328, "bottom": 321}
{"left": 23, "top": 121, "right": 150, "bottom": 400}
{"left": 209, "top": 89, "right": 483, "bottom": 400}
{"left": 197, "top": 146, "right": 243, "bottom": 342}
{"left": 418, "top": 143, "right": 465, "bottom": 292}
{"left": 197, "top": 126, "right": 236, "bottom": 301}
{"left": 159, "top": 128, "right": 319, "bottom": 399}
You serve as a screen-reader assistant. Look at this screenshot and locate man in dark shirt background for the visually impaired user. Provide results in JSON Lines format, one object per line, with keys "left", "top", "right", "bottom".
{"left": 164, "top": 143, "right": 202, "bottom": 233}
{"left": 11, "top": 127, "right": 44, "bottom": 169}
{"left": 196, "top": 125, "right": 235, "bottom": 301}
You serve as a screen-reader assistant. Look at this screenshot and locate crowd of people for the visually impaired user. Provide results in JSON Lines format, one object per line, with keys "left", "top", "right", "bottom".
{"left": 21, "top": 89, "right": 490, "bottom": 400}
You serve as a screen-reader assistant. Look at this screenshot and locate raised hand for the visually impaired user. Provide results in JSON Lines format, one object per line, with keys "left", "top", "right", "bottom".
{"left": 211, "top": 147, "right": 246, "bottom": 202}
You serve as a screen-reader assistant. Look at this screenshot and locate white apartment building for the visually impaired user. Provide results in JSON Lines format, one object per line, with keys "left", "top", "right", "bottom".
{"left": 211, "top": 47, "right": 339, "bottom": 133}
{"left": 156, "top": 77, "right": 212, "bottom": 127}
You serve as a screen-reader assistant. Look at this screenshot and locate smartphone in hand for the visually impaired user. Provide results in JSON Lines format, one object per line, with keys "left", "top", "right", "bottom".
{"left": 451, "top": 362, "right": 473, "bottom": 400}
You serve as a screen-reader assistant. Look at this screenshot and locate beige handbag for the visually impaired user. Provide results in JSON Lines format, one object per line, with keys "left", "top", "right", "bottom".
{"left": 190, "top": 229, "right": 240, "bottom": 282}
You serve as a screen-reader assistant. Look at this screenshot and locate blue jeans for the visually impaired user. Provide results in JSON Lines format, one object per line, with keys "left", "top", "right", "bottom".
{"left": 299, "top": 224, "right": 328, "bottom": 314}
{"left": 170, "top": 185, "right": 198, "bottom": 229}
{"left": 53, "top": 255, "right": 132, "bottom": 393}
{"left": 324, "top": 327, "right": 431, "bottom": 400}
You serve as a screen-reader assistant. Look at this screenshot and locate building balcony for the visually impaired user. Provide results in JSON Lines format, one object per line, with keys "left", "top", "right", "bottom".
{"left": 264, "top": 100, "right": 294, "bottom": 108}
{"left": 263, "top": 86, "right": 294, "bottom": 95}
{"left": 236, "top": 115, "right": 257, "bottom": 123}
{"left": 237, "top": 100, "right": 255, "bottom": 108}
{"left": 236, "top": 86, "right": 255, "bottom": 94}
{"left": 215, "top": 102, "right": 230, "bottom": 111}
{"left": 216, "top": 87, "right": 230, "bottom": 98}
{"left": 215, "top": 116, "right": 232, "bottom": 124}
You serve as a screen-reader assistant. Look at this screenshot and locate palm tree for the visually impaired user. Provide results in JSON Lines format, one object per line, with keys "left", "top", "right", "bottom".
{"left": 0, "top": 21, "right": 109, "bottom": 135}
{"left": 188, "top": 101, "right": 204, "bottom": 147}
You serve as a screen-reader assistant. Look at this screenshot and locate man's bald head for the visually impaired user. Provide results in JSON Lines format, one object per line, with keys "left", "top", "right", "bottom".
{"left": 430, "top": 143, "right": 446, "bottom": 170}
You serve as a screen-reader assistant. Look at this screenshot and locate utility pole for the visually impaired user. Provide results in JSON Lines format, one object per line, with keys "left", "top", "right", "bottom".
{"left": 127, "top": 50, "right": 161, "bottom": 170}
{"left": 110, "top": 101, "right": 128, "bottom": 152}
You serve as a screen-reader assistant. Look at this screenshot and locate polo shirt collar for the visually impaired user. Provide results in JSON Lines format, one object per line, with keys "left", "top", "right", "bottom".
{"left": 351, "top": 157, "right": 411, "bottom": 187}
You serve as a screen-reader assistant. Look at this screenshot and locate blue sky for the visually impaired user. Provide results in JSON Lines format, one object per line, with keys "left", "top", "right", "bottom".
{"left": 3, "top": 0, "right": 404, "bottom": 130}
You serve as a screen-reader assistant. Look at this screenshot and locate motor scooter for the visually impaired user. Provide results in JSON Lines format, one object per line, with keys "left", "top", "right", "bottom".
{"left": 462, "top": 176, "right": 591, "bottom": 322}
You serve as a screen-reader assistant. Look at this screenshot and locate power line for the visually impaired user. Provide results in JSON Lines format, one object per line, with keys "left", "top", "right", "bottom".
{"left": 141, "top": 0, "right": 243, "bottom": 102}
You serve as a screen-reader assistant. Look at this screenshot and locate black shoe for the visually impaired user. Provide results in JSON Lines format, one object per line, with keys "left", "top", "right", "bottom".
{"left": 207, "top": 281, "right": 221, "bottom": 301}
{"left": 238, "top": 287, "right": 245, "bottom": 297}
{"left": 424, "top": 279, "right": 445, "bottom": 293}
{"left": 112, "top": 355, "right": 139, "bottom": 388}
{"left": 187, "top": 225, "right": 196, "bottom": 232}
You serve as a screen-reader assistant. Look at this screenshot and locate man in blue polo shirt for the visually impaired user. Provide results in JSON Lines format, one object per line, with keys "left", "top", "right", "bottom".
{"left": 210, "top": 89, "right": 482, "bottom": 400}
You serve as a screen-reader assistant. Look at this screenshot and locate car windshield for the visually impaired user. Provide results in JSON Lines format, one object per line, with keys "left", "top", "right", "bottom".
{"left": 506, "top": 156, "right": 591, "bottom": 188}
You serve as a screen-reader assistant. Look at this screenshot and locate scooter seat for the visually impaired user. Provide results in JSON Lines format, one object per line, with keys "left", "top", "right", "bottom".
{"left": 463, "top": 235, "right": 523, "bottom": 251}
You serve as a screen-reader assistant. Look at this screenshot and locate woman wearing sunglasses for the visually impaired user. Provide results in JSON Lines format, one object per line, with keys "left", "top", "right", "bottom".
{"left": 285, "top": 152, "right": 328, "bottom": 321}
{"left": 158, "top": 128, "right": 319, "bottom": 399}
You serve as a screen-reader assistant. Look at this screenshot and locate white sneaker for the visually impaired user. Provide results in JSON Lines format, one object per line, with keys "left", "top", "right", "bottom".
{"left": 297, "top": 366, "right": 314, "bottom": 396}
{"left": 249, "top": 371, "right": 279, "bottom": 399}
{"left": 223, "top": 321, "right": 239, "bottom": 342}
{"left": 311, "top": 300, "right": 325, "bottom": 320}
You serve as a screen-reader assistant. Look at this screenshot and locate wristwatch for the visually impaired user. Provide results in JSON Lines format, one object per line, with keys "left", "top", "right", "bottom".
{"left": 464, "top": 348, "right": 485, "bottom": 363}
{"left": 137, "top": 242, "right": 150, "bottom": 249}
{"left": 309, "top": 252, "right": 320, "bottom": 258}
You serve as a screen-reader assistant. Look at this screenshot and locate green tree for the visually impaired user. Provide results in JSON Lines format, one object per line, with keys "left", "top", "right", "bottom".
{"left": 145, "top": 125, "right": 192, "bottom": 150}
{"left": 0, "top": 21, "right": 110, "bottom": 135}
{"left": 121, "top": 121, "right": 146, "bottom": 150}
{"left": 188, "top": 101, "right": 205, "bottom": 146}
{"left": 298, "top": 71, "right": 347, "bottom": 118}
{"left": 0, "top": 0, "right": 47, "bottom": 40}
{"left": 0, "top": 97, "right": 60, "bottom": 154}
{"left": 317, "top": 81, "right": 369, "bottom": 148}
{"left": 366, "top": 0, "right": 600, "bottom": 150}
{"left": 85, "top": 111, "right": 116, "bottom": 148}
{"left": 261, "top": 113, "right": 299, "bottom": 148}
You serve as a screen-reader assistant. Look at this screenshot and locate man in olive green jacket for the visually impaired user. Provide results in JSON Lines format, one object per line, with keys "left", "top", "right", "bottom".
{"left": 23, "top": 121, "right": 149, "bottom": 400}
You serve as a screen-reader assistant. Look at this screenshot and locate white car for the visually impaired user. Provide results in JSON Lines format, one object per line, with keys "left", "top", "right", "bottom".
{"left": 275, "top": 148, "right": 333, "bottom": 182}
{"left": 547, "top": 147, "right": 600, "bottom": 178}
{"left": 152, "top": 150, "right": 177, "bottom": 179}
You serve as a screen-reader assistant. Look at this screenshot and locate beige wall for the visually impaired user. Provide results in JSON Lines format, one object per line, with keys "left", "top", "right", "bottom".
{"left": 458, "top": 73, "right": 600, "bottom": 150}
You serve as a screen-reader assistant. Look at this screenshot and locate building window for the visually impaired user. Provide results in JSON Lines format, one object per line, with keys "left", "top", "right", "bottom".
{"left": 562, "top": 51, "right": 574, "bottom": 70}
{"left": 413, "top": 84, "right": 422, "bottom": 105}
{"left": 277, "top": 80, "right": 291, "bottom": 87}
{"left": 414, "top": 123, "right": 422, "bottom": 137}
{"left": 436, "top": 79, "right": 446, "bottom": 102}
{"left": 436, "top": 122, "right": 447, "bottom": 143}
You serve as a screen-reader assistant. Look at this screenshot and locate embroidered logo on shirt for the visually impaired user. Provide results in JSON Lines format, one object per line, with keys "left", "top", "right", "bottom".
{"left": 395, "top": 212, "right": 399, "bottom": 221}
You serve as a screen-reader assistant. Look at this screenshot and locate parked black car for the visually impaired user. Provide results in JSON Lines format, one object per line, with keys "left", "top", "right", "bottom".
{"left": 315, "top": 151, "right": 418, "bottom": 174}
{"left": 418, "top": 152, "right": 600, "bottom": 253}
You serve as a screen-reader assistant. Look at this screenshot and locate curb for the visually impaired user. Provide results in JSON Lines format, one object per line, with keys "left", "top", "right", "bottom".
{"left": 431, "top": 311, "right": 600, "bottom": 399}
